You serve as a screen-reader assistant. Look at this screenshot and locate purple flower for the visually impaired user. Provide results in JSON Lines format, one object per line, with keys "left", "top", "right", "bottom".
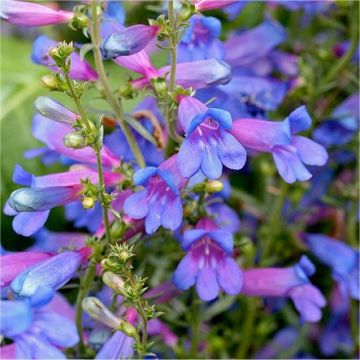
{"left": 147, "top": 318, "right": 178, "bottom": 347}
{"left": 1, "top": 294, "right": 78, "bottom": 358}
{"left": 242, "top": 256, "right": 327, "bottom": 322}
{"left": 95, "top": 331, "right": 134, "bottom": 359}
{"left": 10, "top": 250, "right": 88, "bottom": 306}
{"left": 124, "top": 155, "right": 186, "bottom": 234}
{"left": 178, "top": 15, "right": 225, "bottom": 63}
{"left": 231, "top": 106, "right": 328, "bottom": 183}
{"left": 31, "top": 35, "right": 98, "bottom": 81}
{"left": 192, "top": 0, "right": 237, "bottom": 12}
{"left": 173, "top": 218, "right": 243, "bottom": 301}
{"left": 1, "top": 251, "right": 51, "bottom": 288}
{"left": 101, "top": 24, "right": 161, "bottom": 59}
{"left": 304, "top": 233, "right": 359, "bottom": 300}
{"left": 177, "top": 96, "right": 246, "bottom": 179}
{"left": 0, "top": 0, "right": 73, "bottom": 26}
{"left": 132, "top": 58, "right": 232, "bottom": 90}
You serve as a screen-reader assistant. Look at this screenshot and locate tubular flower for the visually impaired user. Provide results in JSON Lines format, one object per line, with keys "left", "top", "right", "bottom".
{"left": 10, "top": 249, "right": 89, "bottom": 305}
{"left": 101, "top": 24, "right": 161, "bottom": 59}
{"left": 177, "top": 96, "right": 246, "bottom": 179}
{"left": 304, "top": 233, "right": 359, "bottom": 300}
{"left": 95, "top": 331, "right": 134, "bottom": 359}
{"left": 4, "top": 164, "right": 122, "bottom": 236}
{"left": 1, "top": 251, "right": 52, "bottom": 287}
{"left": 231, "top": 106, "right": 328, "bottom": 183}
{"left": 192, "top": 0, "right": 237, "bottom": 12}
{"left": 0, "top": 0, "right": 73, "bottom": 26}
{"left": 124, "top": 155, "right": 187, "bottom": 234}
{"left": 173, "top": 218, "right": 243, "bottom": 301}
{"left": 0, "top": 294, "right": 78, "bottom": 358}
{"left": 242, "top": 256, "right": 327, "bottom": 322}
{"left": 31, "top": 35, "right": 98, "bottom": 81}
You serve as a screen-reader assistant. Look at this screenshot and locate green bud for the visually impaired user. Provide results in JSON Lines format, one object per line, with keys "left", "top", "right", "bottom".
{"left": 110, "top": 221, "right": 127, "bottom": 239}
{"left": 71, "top": 14, "right": 89, "bottom": 29}
{"left": 118, "top": 321, "right": 138, "bottom": 338}
{"left": 151, "top": 77, "right": 167, "bottom": 96}
{"left": 63, "top": 132, "right": 88, "bottom": 149}
{"left": 118, "top": 83, "right": 137, "bottom": 99}
{"left": 82, "top": 196, "right": 95, "bottom": 209}
{"left": 205, "top": 180, "right": 224, "bottom": 193}
{"left": 178, "top": 2, "right": 196, "bottom": 22}
{"left": 102, "top": 272, "right": 126, "bottom": 295}
{"left": 82, "top": 297, "right": 122, "bottom": 329}
{"left": 40, "top": 75, "right": 67, "bottom": 92}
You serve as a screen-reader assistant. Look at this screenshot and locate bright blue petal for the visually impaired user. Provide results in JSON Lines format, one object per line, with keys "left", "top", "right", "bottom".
{"left": 144, "top": 199, "right": 162, "bottom": 234}
{"left": 173, "top": 253, "right": 198, "bottom": 290}
{"left": 161, "top": 195, "right": 183, "bottom": 231}
{"left": 133, "top": 167, "right": 157, "bottom": 186}
{"left": 216, "top": 257, "right": 243, "bottom": 295}
{"left": 208, "top": 230, "right": 233, "bottom": 254}
{"left": 188, "top": 112, "right": 208, "bottom": 135}
{"left": 157, "top": 169, "right": 178, "bottom": 194}
{"left": 217, "top": 131, "right": 247, "bottom": 170}
{"left": 286, "top": 106, "right": 312, "bottom": 134}
{"left": 123, "top": 189, "right": 149, "bottom": 219}
{"left": 201, "top": 143, "right": 223, "bottom": 179}
{"left": 13, "top": 211, "right": 50, "bottom": 237}
{"left": 13, "top": 164, "right": 33, "bottom": 186}
{"left": 207, "top": 108, "right": 232, "bottom": 130}
{"left": 177, "top": 137, "right": 202, "bottom": 178}
{"left": 182, "top": 229, "right": 207, "bottom": 250}
{"left": 196, "top": 267, "right": 219, "bottom": 301}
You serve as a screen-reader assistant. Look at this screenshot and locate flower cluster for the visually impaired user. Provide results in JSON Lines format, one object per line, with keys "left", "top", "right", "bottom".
{"left": 1, "top": 0, "right": 358, "bottom": 359}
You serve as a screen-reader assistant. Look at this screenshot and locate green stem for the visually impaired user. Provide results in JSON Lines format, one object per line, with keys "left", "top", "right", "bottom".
{"left": 189, "top": 297, "right": 201, "bottom": 358}
{"left": 90, "top": 1, "right": 145, "bottom": 168}
{"left": 236, "top": 298, "right": 257, "bottom": 359}
{"left": 75, "top": 261, "right": 96, "bottom": 355}
{"left": 95, "top": 147, "right": 112, "bottom": 244}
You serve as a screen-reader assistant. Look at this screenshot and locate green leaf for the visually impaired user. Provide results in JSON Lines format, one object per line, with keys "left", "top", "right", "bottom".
{"left": 79, "top": 43, "right": 94, "bottom": 61}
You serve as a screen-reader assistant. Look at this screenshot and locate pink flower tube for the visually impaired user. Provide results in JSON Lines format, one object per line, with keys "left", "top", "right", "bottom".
{"left": 0, "top": 0, "right": 73, "bottom": 26}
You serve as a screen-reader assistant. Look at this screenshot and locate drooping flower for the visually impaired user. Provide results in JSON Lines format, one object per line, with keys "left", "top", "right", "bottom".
{"left": 0, "top": 294, "right": 78, "bottom": 358}
{"left": 0, "top": 0, "right": 73, "bottom": 26}
{"left": 31, "top": 35, "right": 98, "bottom": 81}
{"left": 173, "top": 218, "right": 243, "bottom": 301}
{"left": 231, "top": 106, "right": 328, "bottom": 183}
{"left": 304, "top": 233, "right": 359, "bottom": 300}
{"left": 1, "top": 251, "right": 52, "bottom": 287}
{"left": 242, "top": 256, "right": 327, "bottom": 322}
{"left": 101, "top": 24, "right": 161, "bottom": 59}
{"left": 130, "top": 57, "right": 232, "bottom": 90}
{"left": 177, "top": 96, "right": 246, "bottom": 179}
{"left": 4, "top": 164, "right": 121, "bottom": 236}
{"left": 10, "top": 249, "right": 89, "bottom": 306}
{"left": 178, "top": 14, "right": 225, "bottom": 62}
{"left": 124, "top": 155, "right": 187, "bottom": 234}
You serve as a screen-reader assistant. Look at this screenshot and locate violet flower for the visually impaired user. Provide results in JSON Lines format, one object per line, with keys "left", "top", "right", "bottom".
{"left": 242, "top": 256, "right": 327, "bottom": 322}
{"left": 231, "top": 106, "right": 328, "bottom": 183}
{"left": 0, "top": 0, "right": 73, "bottom": 26}
{"left": 1, "top": 251, "right": 51, "bottom": 287}
{"left": 304, "top": 233, "right": 359, "bottom": 300}
{"left": 177, "top": 96, "right": 246, "bottom": 179}
{"left": 95, "top": 331, "right": 134, "bottom": 359}
{"left": 173, "top": 218, "right": 243, "bottom": 301}
{"left": 101, "top": 24, "right": 161, "bottom": 59}
{"left": 0, "top": 294, "right": 78, "bottom": 358}
{"left": 124, "top": 155, "right": 187, "bottom": 234}
{"left": 10, "top": 249, "right": 89, "bottom": 306}
{"left": 178, "top": 14, "right": 225, "bottom": 63}
{"left": 31, "top": 35, "right": 98, "bottom": 81}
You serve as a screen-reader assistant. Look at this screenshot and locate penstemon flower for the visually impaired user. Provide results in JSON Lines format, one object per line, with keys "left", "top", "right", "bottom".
{"left": 177, "top": 96, "right": 246, "bottom": 179}
{"left": 0, "top": 0, "right": 73, "bottom": 26}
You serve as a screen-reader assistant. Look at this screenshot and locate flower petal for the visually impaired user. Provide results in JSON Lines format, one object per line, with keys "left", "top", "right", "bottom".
{"left": 13, "top": 211, "right": 50, "bottom": 236}
{"left": 217, "top": 257, "right": 243, "bottom": 295}
{"left": 196, "top": 266, "right": 219, "bottom": 301}
{"left": 173, "top": 253, "right": 198, "bottom": 290}
{"left": 292, "top": 136, "right": 328, "bottom": 166}
{"left": 161, "top": 195, "right": 183, "bottom": 231}
{"left": 201, "top": 143, "right": 223, "bottom": 179}
{"left": 123, "top": 189, "right": 149, "bottom": 219}
{"left": 177, "top": 137, "right": 202, "bottom": 178}
{"left": 217, "top": 131, "right": 247, "bottom": 170}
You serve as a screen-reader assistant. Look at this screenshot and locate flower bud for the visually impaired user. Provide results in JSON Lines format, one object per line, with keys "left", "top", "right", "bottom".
{"left": 102, "top": 272, "right": 126, "bottom": 295}
{"left": 63, "top": 132, "right": 88, "bottom": 149}
{"left": 40, "top": 75, "right": 67, "bottom": 91}
{"left": 178, "top": 2, "right": 196, "bottom": 22}
{"left": 71, "top": 14, "right": 89, "bottom": 29}
{"left": 205, "top": 180, "right": 224, "bottom": 193}
{"left": 110, "top": 221, "right": 127, "bottom": 239}
{"left": 118, "top": 321, "right": 138, "bottom": 338}
{"left": 82, "top": 297, "right": 122, "bottom": 329}
{"left": 82, "top": 196, "right": 95, "bottom": 209}
{"left": 151, "top": 77, "right": 167, "bottom": 96}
